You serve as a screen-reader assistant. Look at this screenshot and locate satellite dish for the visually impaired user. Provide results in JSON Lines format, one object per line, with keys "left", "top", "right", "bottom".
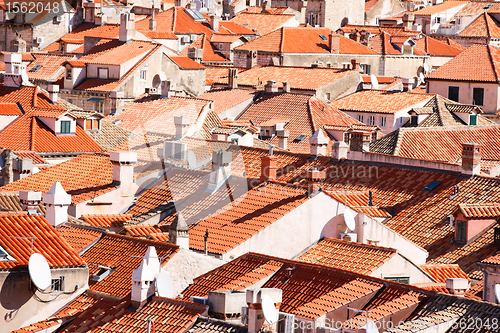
{"left": 156, "top": 269, "right": 174, "bottom": 298}
{"left": 194, "top": 0, "right": 201, "bottom": 11}
{"left": 21, "top": 70, "right": 30, "bottom": 85}
{"left": 419, "top": 72, "right": 425, "bottom": 84}
{"left": 28, "top": 253, "right": 51, "bottom": 290}
{"left": 495, "top": 284, "right": 500, "bottom": 304}
{"left": 423, "top": 62, "right": 429, "bottom": 73}
{"left": 364, "top": 320, "right": 379, "bottom": 333}
{"left": 370, "top": 74, "right": 379, "bottom": 89}
{"left": 261, "top": 295, "right": 277, "bottom": 325}
{"left": 187, "top": 150, "right": 197, "bottom": 169}
{"left": 344, "top": 207, "right": 356, "bottom": 231}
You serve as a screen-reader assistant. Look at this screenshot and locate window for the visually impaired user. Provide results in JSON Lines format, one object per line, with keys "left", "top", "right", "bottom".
{"left": 308, "top": 13, "right": 319, "bottom": 27}
{"left": 469, "top": 114, "right": 477, "bottom": 125}
{"left": 436, "top": 17, "right": 441, "bottom": 24}
{"left": 98, "top": 68, "right": 108, "bottom": 79}
{"left": 495, "top": 227, "right": 500, "bottom": 246}
{"left": 60, "top": 121, "right": 71, "bottom": 134}
{"left": 448, "top": 86, "right": 459, "bottom": 102}
{"left": 371, "top": 132, "right": 377, "bottom": 141}
{"left": 384, "top": 276, "right": 410, "bottom": 284}
{"left": 380, "top": 116, "right": 386, "bottom": 127}
{"left": 325, "top": 93, "right": 331, "bottom": 101}
{"left": 473, "top": 87, "right": 484, "bottom": 106}
{"left": 91, "top": 267, "right": 115, "bottom": 282}
{"left": 51, "top": 276, "right": 65, "bottom": 291}
{"left": 94, "top": 101, "right": 104, "bottom": 113}
{"left": 140, "top": 69, "right": 147, "bottom": 81}
{"left": 410, "top": 115, "right": 418, "bottom": 126}
{"left": 402, "top": 45, "right": 413, "bottom": 55}
{"left": 455, "top": 219, "right": 467, "bottom": 244}
{"left": 358, "top": 115, "right": 364, "bottom": 122}
{"left": 66, "top": 68, "right": 72, "bottom": 80}
{"left": 368, "top": 115, "right": 375, "bottom": 125}
{"left": 85, "top": 118, "right": 100, "bottom": 130}
{"left": 424, "top": 181, "right": 442, "bottom": 192}
{"left": 400, "top": 117, "right": 404, "bottom": 124}
{"left": 361, "top": 64, "right": 371, "bottom": 75}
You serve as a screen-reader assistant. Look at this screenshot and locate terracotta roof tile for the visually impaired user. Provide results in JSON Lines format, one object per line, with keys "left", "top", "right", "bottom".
{"left": 82, "top": 233, "right": 179, "bottom": 297}
{"left": 1, "top": 153, "right": 116, "bottom": 204}
{"left": 170, "top": 56, "right": 206, "bottom": 69}
{"left": 458, "top": 202, "right": 500, "bottom": 218}
{"left": 296, "top": 238, "right": 397, "bottom": 274}
{"left": 0, "top": 213, "right": 85, "bottom": 270}
{"left": 420, "top": 264, "right": 470, "bottom": 283}
{"left": 58, "top": 224, "right": 104, "bottom": 253}
{"left": 332, "top": 90, "right": 433, "bottom": 114}
{"left": 413, "top": 1, "right": 466, "bottom": 16}
{"left": 82, "top": 214, "right": 134, "bottom": 227}
{"left": 413, "top": 36, "right": 463, "bottom": 56}
{"left": 230, "top": 12, "right": 296, "bottom": 36}
{"left": 85, "top": 40, "right": 157, "bottom": 66}
{"left": 198, "top": 88, "right": 257, "bottom": 114}
{"left": 459, "top": 12, "right": 500, "bottom": 37}
{"left": 26, "top": 54, "right": 74, "bottom": 81}
{"left": 465, "top": 280, "right": 483, "bottom": 299}
{"left": 179, "top": 34, "right": 230, "bottom": 62}
{"left": 426, "top": 44, "right": 500, "bottom": 82}
{"left": 58, "top": 23, "right": 120, "bottom": 44}
{"left": 234, "top": 27, "right": 377, "bottom": 54}
{"left": 187, "top": 317, "right": 247, "bottom": 333}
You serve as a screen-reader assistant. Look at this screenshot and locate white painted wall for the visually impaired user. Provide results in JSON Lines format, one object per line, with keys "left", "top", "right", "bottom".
{"left": 0, "top": 115, "right": 19, "bottom": 131}
{"left": 371, "top": 253, "right": 434, "bottom": 284}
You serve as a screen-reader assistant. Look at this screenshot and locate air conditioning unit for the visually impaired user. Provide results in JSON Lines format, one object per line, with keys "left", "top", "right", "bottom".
{"left": 56, "top": 15, "right": 63, "bottom": 22}
{"left": 163, "top": 142, "right": 187, "bottom": 161}
{"left": 181, "top": 35, "right": 190, "bottom": 43}
{"left": 241, "top": 306, "right": 249, "bottom": 325}
{"left": 190, "top": 296, "right": 209, "bottom": 305}
{"left": 36, "top": 37, "right": 44, "bottom": 44}
{"left": 340, "top": 232, "right": 357, "bottom": 242}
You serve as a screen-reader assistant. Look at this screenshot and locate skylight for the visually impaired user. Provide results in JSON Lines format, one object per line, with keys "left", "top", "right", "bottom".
{"left": 295, "top": 134, "right": 307, "bottom": 142}
{"left": 90, "top": 266, "right": 115, "bottom": 282}
{"left": 424, "top": 181, "right": 442, "bottom": 192}
{"left": 319, "top": 35, "right": 328, "bottom": 41}
{"left": 0, "top": 246, "right": 14, "bottom": 261}
{"left": 29, "top": 65, "right": 43, "bottom": 72}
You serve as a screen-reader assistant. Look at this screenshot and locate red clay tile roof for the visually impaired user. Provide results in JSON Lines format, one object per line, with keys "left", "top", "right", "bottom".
{"left": 205, "top": 65, "right": 247, "bottom": 85}
{"left": 170, "top": 56, "right": 206, "bottom": 69}
{"left": 82, "top": 214, "right": 134, "bottom": 227}
{"left": 481, "top": 251, "right": 500, "bottom": 265}
{"left": 209, "top": 33, "right": 243, "bottom": 43}
{"left": 465, "top": 280, "right": 483, "bottom": 299}
{"left": 230, "top": 12, "right": 296, "bottom": 36}
{"left": 332, "top": 90, "right": 433, "bottom": 114}
{"left": 420, "top": 264, "right": 470, "bottom": 283}
{"left": 66, "top": 60, "right": 86, "bottom": 67}
{"left": 198, "top": 88, "right": 256, "bottom": 114}
{"left": 322, "top": 191, "right": 392, "bottom": 217}
{"left": 234, "top": 27, "right": 377, "bottom": 54}
{"left": 426, "top": 44, "right": 500, "bottom": 82}
{"left": 124, "top": 224, "right": 169, "bottom": 239}
{"left": 105, "top": 96, "right": 212, "bottom": 135}
{"left": 296, "top": 238, "right": 397, "bottom": 274}
{"left": 458, "top": 202, "right": 500, "bottom": 218}
{"left": 413, "top": 1, "right": 466, "bottom": 16}
{"left": 85, "top": 40, "right": 157, "bottom": 66}
{"left": 459, "top": 12, "right": 500, "bottom": 37}
{"left": 413, "top": 36, "right": 463, "bottom": 56}
{"left": 58, "top": 224, "right": 104, "bottom": 253}
{"left": 189, "top": 182, "right": 309, "bottom": 254}
{"left": 58, "top": 23, "right": 120, "bottom": 44}
{"left": 179, "top": 34, "right": 230, "bottom": 62}
{"left": 0, "top": 213, "right": 85, "bottom": 270}
{"left": 82, "top": 233, "right": 179, "bottom": 297}
{"left": 338, "top": 25, "right": 417, "bottom": 36}
{"left": 0, "top": 102, "right": 22, "bottom": 115}
{"left": 26, "top": 54, "right": 74, "bottom": 81}
{"left": 1, "top": 153, "right": 116, "bottom": 204}
{"left": 214, "top": 65, "right": 358, "bottom": 90}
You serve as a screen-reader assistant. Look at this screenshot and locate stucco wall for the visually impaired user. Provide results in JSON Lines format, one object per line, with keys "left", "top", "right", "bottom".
{"left": 483, "top": 266, "right": 500, "bottom": 304}
{"left": 371, "top": 253, "right": 434, "bottom": 284}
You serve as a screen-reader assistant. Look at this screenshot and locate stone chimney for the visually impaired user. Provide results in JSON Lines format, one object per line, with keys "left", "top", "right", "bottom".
{"left": 210, "top": 14, "right": 220, "bottom": 32}
{"left": 169, "top": 213, "right": 189, "bottom": 249}
{"left": 119, "top": 13, "right": 136, "bottom": 43}
{"left": 13, "top": 35, "right": 27, "bottom": 53}
{"left": 403, "top": 13, "right": 415, "bottom": 30}
{"left": 300, "top": 0, "right": 308, "bottom": 24}
{"left": 19, "top": 190, "right": 42, "bottom": 215}
{"left": 265, "top": 80, "right": 278, "bottom": 93}
{"left": 48, "top": 84, "right": 59, "bottom": 104}
{"left": 282, "top": 81, "right": 290, "bottom": 93}
{"left": 247, "top": 50, "right": 258, "bottom": 69}
{"left": 110, "top": 151, "right": 137, "bottom": 196}
{"left": 364, "top": 31, "right": 371, "bottom": 48}
{"left": 246, "top": 289, "right": 282, "bottom": 333}
{"left": 4, "top": 53, "right": 29, "bottom": 88}
{"left": 277, "top": 130, "right": 289, "bottom": 150}
{"left": 206, "top": 150, "right": 232, "bottom": 194}
{"left": 350, "top": 59, "right": 360, "bottom": 71}
{"left": 13, "top": 158, "right": 33, "bottom": 182}
{"left": 349, "top": 131, "right": 370, "bottom": 152}
{"left": 149, "top": 5, "right": 157, "bottom": 31}
{"left": 228, "top": 68, "right": 238, "bottom": 89}
{"left": 174, "top": 115, "right": 191, "bottom": 138}
{"left": 263, "top": 0, "right": 271, "bottom": 10}
{"left": 43, "top": 182, "right": 71, "bottom": 228}
{"left": 309, "top": 129, "right": 328, "bottom": 157}
{"left": 306, "top": 167, "right": 326, "bottom": 196}
{"left": 131, "top": 258, "right": 155, "bottom": 308}
{"left": 332, "top": 141, "right": 349, "bottom": 160}
{"left": 260, "top": 148, "right": 278, "bottom": 182}
{"left": 350, "top": 31, "right": 361, "bottom": 43}
{"left": 446, "top": 278, "right": 469, "bottom": 297}
{"left": 402, "top": 78, "right": 413, "bottom": 92}
{"left": 462, "top": 143, "right": 480, "bottom": 176}
{"left": 328, "top": 33, "right": 340, "bottom": 54}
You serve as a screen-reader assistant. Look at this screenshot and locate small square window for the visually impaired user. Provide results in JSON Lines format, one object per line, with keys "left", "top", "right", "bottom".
{"left": 380, "top": 117, "right": 386, "bottom": 127}
{"left": 98, "top": 68, "right": 109, "bottom": 79}
{"left": 410, "top": 115, "right": 418, "bottom": 126}
{"left": 140, "top": 69, "right": 146, "bottom": 80}
{"left": 358, "top": 115, "right": 364, "bottom": 122}
{"left": 469, "top": 114, "right": 477, "bottom": 125}
{"left": 51, "top": 276, "right": 65, "bottom": 291}
{"left": 473, "top": 88, "right": 484, "bottom": 106}
{"left": 60, "top": 121, "right": 71, "bottom": 134}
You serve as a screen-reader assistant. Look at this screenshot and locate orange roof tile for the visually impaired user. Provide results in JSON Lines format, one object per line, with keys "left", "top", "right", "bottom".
{"left": 332, "top": 90, "right": 433, "bottom": 114}
{"left": 413, "top": 36, "right": 463, "bottom": 56}
{"left": 420, "top": 264, "right": 470, "bottom": 283}
{"left": 170, "top": 56, "right": 206, "bottom": 70}
{"left": 84, "top": 40, "right": 157, "bottom": 66}
{"left": 465, "top": 280, "right": 483, "bottom": 299}
{"left": 82, "top": 214, "right": 133, "bottom": 227}
{"left": 296, "top": 238, "right": 397, "bottom": 274}
{"left": 457, "top": 202, "right": 500, "bottom": 218}
{"left": 230, "top": 12, "right": 296, "bottom": 36}
{"left": 234, "top": 27, "right": 377, "bottom": 54}
{"left": 459, "top": 12, "right": 500, "bottom": 37}
{"left": 26, "top": 53, "right": 74, "bottom": 81}
{"left": 179, "top": 34, "right": 230, "bottom": 62}
{"left": 0, "top": 213, "right": 85, "bottom": 270}
{"left": 413, "top": 1, "right": 466, "bottom": 16}
{"left": 83, "top": 233, "right": 179, "bottom": 297}
{"left": 426, "top": 44, "right": 500, "bottom": 82}
{"left": 1, "top": 153, "right": 116, "bottom": 204}
{"left": 0, "top": 102, "right": 22, "bottom": 115}
{"left": 58, "top": 23, "right": 120, "bottom": 44}
{"left": 198, "top": 88, "right": 256, "bottom": 114}
{"left": 58, "top": 224, "right": 103, "bottom": 253}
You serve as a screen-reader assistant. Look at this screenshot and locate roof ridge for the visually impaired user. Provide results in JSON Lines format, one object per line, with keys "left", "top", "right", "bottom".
{"left": 30, "top": 116, "right": 36, "bottom": 151}
{"left": 279, "top": 26, "right": 285, "bottom": 53}
{"left": 487, "top": 44, "right": 500, "bottom": 82}
{"left": 322, "top": 237, "right": 398, "bottom": 252}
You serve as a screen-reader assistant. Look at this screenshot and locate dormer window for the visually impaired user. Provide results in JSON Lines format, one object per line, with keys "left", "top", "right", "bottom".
{"left": 402, "top": 45, "right": 413, "bottom": 55}
{"left": 469, "top": 114, "right": 477, "bottom": 125}
{"left": 85, "top": 118, "right": 100, "bottom": 131}
{"left": 60, "top": 121, "right": 71, "bottom": 134}
{"left": 411, "top": 115, "right": 418, "bottom": 126}
{"left": 98, "top": 68, "right": 109, "bottom": 79}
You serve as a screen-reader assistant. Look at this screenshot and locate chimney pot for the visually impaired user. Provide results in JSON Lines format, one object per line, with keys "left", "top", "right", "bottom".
{"left": 48, "top": 84, "right": 59, "bottom": 104}
{"left": 461, "top": 143, "right": 481, "bottom": 176}
{"left": 332, "top": 141, "right": 349, "bottom": 160}
{"left": 309, "top": 129, "right": 328, "bottom": 157}
{"left": 42, "top": 182, "right": 71, "bottom": 228}
{"left": 19, "top": 190, "right": 42, "bottom": 213}
{"left": 328, "top": 33, "right": 340, "bottom": 54}
{"left": 282, "top": 81, "right": 290, "bottom": 93}
{"left": 210, "top": 14, "right": 220, "bottom": 32}
{"left": 228, "top": 68, "right": 238, "bottom": 89}
{"left": 306, "top": 167, "right": 326, "bottom": 196}
{"left": 402, "top": 78, "right": 413, "bottom": 92}
{"left": 265, "top": 80, "right": 278, "bottom": 93}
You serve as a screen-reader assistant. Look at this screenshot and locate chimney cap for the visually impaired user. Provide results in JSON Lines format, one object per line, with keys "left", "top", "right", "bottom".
{"left": 42, "top": 182, "right": 71, "bottom": 205}
{"left": 110, "top": 151, "right": 137, "bottom": 164}
{"left": 19, "top": 190, "right": 42, "bottom": 202}
{"left": 132, "top": 258, "right": 155, "bottom": 282}
{"left": 309, "top": 129, "right": 328, "bottom": 145}
{"left": 169, "top": 213, "right": 189, "bottom": 231}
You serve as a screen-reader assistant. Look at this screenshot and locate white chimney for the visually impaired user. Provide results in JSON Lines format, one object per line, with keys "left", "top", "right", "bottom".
{"left": 446, "top": 278, "right": 469, "bottom": 297}
{"left": 309, "top": 129, "right": 328, "bottom": 156}
{"left": 402, "top": 78, "right": 413, "bottom": 92}
{"left": 144, "top": 246, "right": 161, "bottom": 278}
{"left": 169, "top": 213, "right": 189, "bottom": 249}
{"left": 119, "top": 12, "right": 136, "bottom": 42}
{"left": 210, "top": 14, "right": 220, "bottom": 32}
{"left": 174, "top": 116, "right": 191, "bottom": 138}
{"left": 161, "top": 80, "right": 176, "bottom": 97}
{"left": 277, "top": 130, "right": 289, "bottom": 150}
{"left": 131, "top": 258, "right": 155, "bottom": 308}
{"left": 4, "top": 53, "right": 30, "bottom": 88}
{"left": 19, "top": 190, "right": 42, "bottom": 215}
{"left": 43, "top": 182, "right": 71, "bottom": 228}
{"left": 110, "top": 151, "right": 137, "bottom": 195}
{"left": 264, "top": 80, "right": 278, "bottom": 93}
{"left": 48, "top": 84, "right": 59, "bottom": 104}
{"left": 206, "top": 150, "right": 232, "bottom": 194}
{"left": 332, "top": 141, "right": 349, "bottom": 160}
